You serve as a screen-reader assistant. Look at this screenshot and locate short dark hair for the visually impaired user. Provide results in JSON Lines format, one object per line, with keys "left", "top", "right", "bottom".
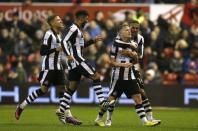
{"left": 47, "top": 15, "right": 57, "bottom": 25}
{"left": 75, "top": 10, "right": 89, "bottom": 18}
{"left": 128, "top": 20, "right": 139, "bottom": 25}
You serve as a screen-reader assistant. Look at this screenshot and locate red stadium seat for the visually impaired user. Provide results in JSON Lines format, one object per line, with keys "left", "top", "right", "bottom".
{"left": 163, "top": 73, "right": 178, "bottom": 85}
{"left": 183, "top": 73, "right": 198, "bottom": 85}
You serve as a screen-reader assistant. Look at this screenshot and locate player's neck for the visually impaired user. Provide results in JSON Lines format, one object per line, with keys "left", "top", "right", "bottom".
{"left": 131, "top": 34, "right": 137, "bottom": 39}
{"left": 74, "top": 20, "right": 82, "bottom": 29}
{"left": 51, "top": 27, "right": 59, "bottom": 34}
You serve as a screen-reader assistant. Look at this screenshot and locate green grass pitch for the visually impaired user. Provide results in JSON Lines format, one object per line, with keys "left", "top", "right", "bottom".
{"left": 0, "top": 105, "right": 198, "bottom": 131}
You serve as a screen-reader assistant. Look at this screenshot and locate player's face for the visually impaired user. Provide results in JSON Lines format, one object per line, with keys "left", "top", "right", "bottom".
{"left": 130, "top": 23, "right": 140, "bottom": 37}
{"left": 81, "top": 15, "right": 89, "bottom": 28}
{"left": 120, "top": 26, "right": 131, "bottom": 39}
{"left": 52, "top": 16, "right": 64, "bottom": 29}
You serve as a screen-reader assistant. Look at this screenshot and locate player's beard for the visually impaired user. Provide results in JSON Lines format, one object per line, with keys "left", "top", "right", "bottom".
{"left": 81, "top": 22, "right": 87, "bottom": 29}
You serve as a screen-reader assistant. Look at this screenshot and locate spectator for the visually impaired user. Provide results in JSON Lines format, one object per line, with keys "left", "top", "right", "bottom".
{"left": 175, "top": 39, "right": 189, "bottom": 57}
{"left": 144, "top": 66, "right": 162, "bottom": 84}
{"left": 157, "top": 51, "right": 171, "bottom": 73}
{"left": 183, "top": 52, "right": 198, "bottom": 74}
{"left": 0, "top": 28, "right": 14, "bottom": 55}
{"left": 165, "top": 23, "right": 180, "bottom": 48}
{"left": 7, "top": 69, "right": 18, "bottom": 84}
{"left": 133, "top": 8, "right": 145, "bottom": 23}
{"left": 32, "top": 29, "right": 44, "bottom": 52}
{"left": 16, "top": 62, "right": 27, "bottom": 83}
{"left": 170, "top": 50, "right": 184, "bottom": 73}
{"left": 14, "top": 31, "right": 33, "bottom": 55}
{"left": 94, "top": 11, "right": 106, "bottom": 29}
{"left": 104, "top": 19, "right": 117, "bottom": 45}
{"left": 87, "top": 20, "right": 102, "bottom": 38}
{"left": 28, "top": 66, "right": 39, "bottom": 83}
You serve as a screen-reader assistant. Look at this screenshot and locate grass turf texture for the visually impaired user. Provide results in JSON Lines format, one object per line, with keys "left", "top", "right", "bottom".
{"left": 0, "top": 105, "right": 198, "bottom": 131}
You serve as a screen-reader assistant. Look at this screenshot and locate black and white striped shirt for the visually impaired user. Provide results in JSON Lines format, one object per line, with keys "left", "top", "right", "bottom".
{"left": 61, "top": 24, "right": 93, "bottom": 70}
{"left": 110, "top": 38, "right": 138, "bottom": 80}
{"left": 116, "top": 34, "right": 144, "bottom": 59}
{"left": 40, "top": 29, "right": 62, "bottom": 70}
{"left": 133, "top": 34, "right": 144, "bottom": 59}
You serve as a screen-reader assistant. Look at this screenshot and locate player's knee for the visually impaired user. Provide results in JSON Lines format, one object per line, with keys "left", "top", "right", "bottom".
{"left": 91, "top": 73, "right": 100, "bottom": 81}
{"left": 65, "top": 87, "right": 75, "bottom": 96}
{"left": 141, "top": 93, "right": 148, "bottom": 100}
{"left": 132, "top": 94, "right": 142, "bottom": 105}
{"left": 92, "top": 75, "right": 101, "bottom": 85}
{"left": 140, "top": 89, "right": 147, "bottom": 97}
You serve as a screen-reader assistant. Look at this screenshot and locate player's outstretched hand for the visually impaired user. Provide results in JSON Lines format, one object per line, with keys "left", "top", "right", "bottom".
{"left": 121, "top": 63, "right": 133, "bottom": 68}
{"left": 119, "top": 49, "right": 129, "bottom": 56}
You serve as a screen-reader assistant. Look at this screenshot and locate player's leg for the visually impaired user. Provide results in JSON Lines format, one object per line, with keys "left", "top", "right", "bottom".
{"left": 56, "top": 83, "right": 80, "bottom": 125}
{"left": 105, "top": 96, "right": 117, "bottom": 126}
{"left": 96, "top": 80, "right": 121, "bottom": 126}
{"left": 132, "top": 93, "right": 148, "bottom": 124}
{"left": 125, "top": 80, "right": 159, "bottom": 126}
{"left": 15, "top": 70, "right": 50, "bottom": 120}
{"left": 80, "top": 62, "right": 108, "bottom": 106}
{"left": 59, "top": 82, "right": 82, "bottom": 125}
{"left": 90, "top": 72, "right": 107, "bottom": 104}
{"left": 79, "top": 62, "right": 107, "bottom": 127}
{"left": 51, "top": 70, "right": 73, "bottom": 124}
{"left": 133, "top": 67, "right": 161, "bottom": 123}
{"left": 57, "top": 69, "right": 82, "bottom": 125}
{"left": 140, "top": 89, "right": 161, "bottom": 123}
{"left": 95, "top": 95, "right": 117, "bottom": 127}
{"left": 104, "top": 79, "right": 121, "bottom": 126}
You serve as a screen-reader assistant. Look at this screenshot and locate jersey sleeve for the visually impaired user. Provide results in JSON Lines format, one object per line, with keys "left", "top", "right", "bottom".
{"left": 139, "top": 36, "right": 144, "bottom": 59}
{"left": 61, "top": 28, "right": 78, "bottom": 56}
{"left": 43, "top": 32, "right": 51, "bottom": 45}
{"left": 40, "top": 32, "right": 56, "bottom": 56}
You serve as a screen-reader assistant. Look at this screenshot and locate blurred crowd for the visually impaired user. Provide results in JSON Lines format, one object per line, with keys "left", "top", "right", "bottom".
{"left": 0, "top": 0, "right": 198, "bottom": 85}
{"left": 0, "top": 0, "right": 191, "bottom": 4}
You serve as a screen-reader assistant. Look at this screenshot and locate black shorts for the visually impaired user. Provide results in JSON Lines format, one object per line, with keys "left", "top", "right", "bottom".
{"left": 68, "top": 61, "right": 96, "bottom": 81}
{"left": 109, "top": 80, "right": 141, "bottom": 99}
{"left": 38, "top": 70, "right": 66, "bottom": 87}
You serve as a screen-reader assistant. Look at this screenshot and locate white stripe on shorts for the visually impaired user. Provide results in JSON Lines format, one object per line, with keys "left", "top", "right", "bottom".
{"left": 81, "top": 62, "right": 94, "bottom": 75}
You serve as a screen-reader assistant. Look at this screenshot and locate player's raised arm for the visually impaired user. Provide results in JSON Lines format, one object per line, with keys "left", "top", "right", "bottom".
{"left": 84, "top": 35, "right": 103, "bottom": 48}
